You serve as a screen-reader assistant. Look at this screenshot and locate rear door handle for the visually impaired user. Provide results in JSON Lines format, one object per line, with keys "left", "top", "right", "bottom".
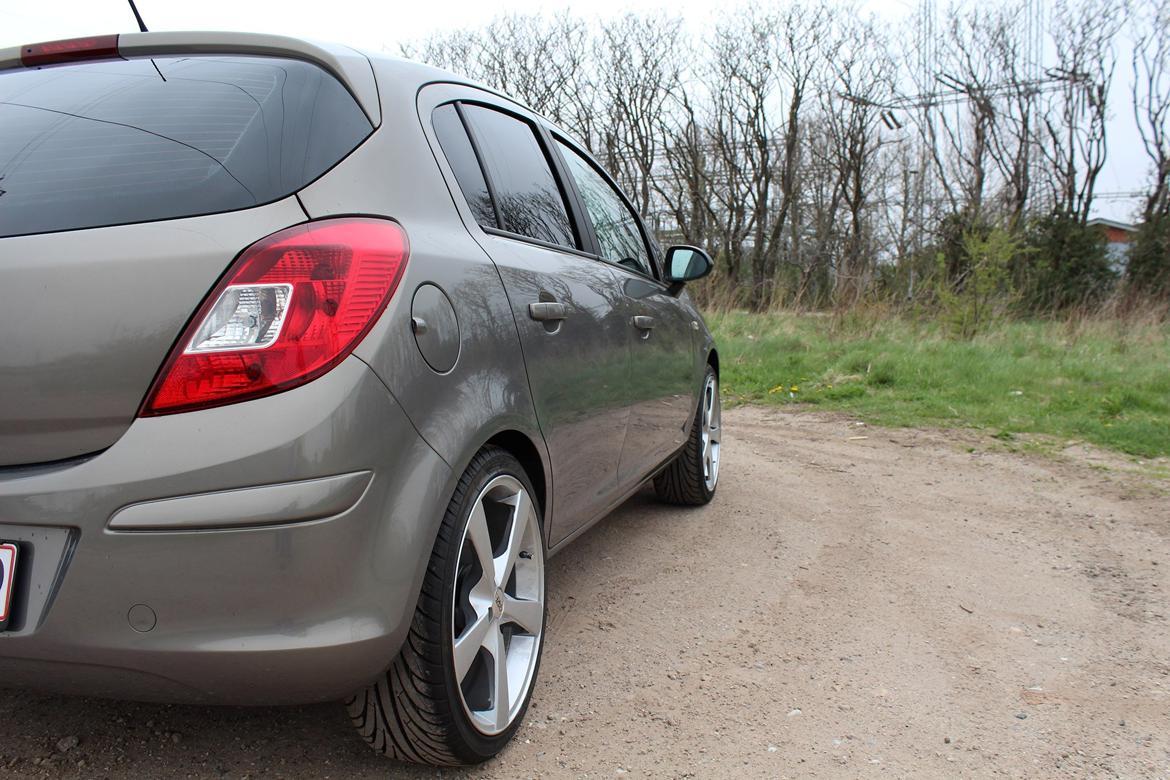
{"left": 633, "top": 315, "right": 656, "bottom": 330}
{"left": 528, "top": 302, "right": 567, "bottom": 322}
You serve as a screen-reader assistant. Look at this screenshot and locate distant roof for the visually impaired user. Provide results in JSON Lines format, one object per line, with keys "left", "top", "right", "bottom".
{"left": 1087, "top": 217, "right": 1137, "bottom": 233}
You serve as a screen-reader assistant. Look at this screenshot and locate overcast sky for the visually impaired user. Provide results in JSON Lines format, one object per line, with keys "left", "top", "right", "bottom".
{"left": 0, "top": 0, "right": 1149, "bottom": 221}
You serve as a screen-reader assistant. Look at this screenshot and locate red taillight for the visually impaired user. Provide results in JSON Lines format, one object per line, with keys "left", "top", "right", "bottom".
{"left": 21, "top": 35, "right": 121, "bottom": 67}
{"left": 141, "top": 218, "right": 409, "bottom": 416}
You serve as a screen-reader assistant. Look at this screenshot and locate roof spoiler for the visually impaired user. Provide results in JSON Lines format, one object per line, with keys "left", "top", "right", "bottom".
{"left": 0, "top": 31, "right": 381, "bottom": 125}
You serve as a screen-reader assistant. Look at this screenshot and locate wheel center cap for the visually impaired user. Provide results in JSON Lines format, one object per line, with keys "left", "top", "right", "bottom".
{"left": 492, "top": 589, "right": 504, "bottom": 619}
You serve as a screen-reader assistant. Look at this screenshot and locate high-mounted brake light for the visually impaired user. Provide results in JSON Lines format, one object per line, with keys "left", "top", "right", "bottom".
{"left": 141, "top": 218, "right": 409, "bottom": 416}
{"left": 21, "top": 35, "right": 121, "bottom": 67}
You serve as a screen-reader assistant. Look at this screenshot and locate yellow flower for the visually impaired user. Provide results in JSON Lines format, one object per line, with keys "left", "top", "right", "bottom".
{"left": 790, "top": 385, "right": 799, "bottom": 393}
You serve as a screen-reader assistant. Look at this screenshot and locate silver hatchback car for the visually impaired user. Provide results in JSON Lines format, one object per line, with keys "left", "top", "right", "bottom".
{"left": 0, "top": 32, "right": 721, "bottom": 766}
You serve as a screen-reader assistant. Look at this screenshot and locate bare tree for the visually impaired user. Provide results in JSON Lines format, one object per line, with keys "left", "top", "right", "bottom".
{"left": 1039, "top": 0, "right": 1124, "bottom": 222}
{"left": 1132, "top": 0, "right": 1170, "bottom": 222}
{"left": 795, "top": 117, "right": 847, "bottom": 307}
{"left": 906, "top": 4, "right": 1043, "bottom": 231}
{"left": 400, "top": 1, "right": 1144, "bottom": 312}
{"left": 595, "top": 14, "right": 685, "bottom": 217}
{"left": 983, "top": 8, "right": 1042, "bottom": 228}
{"left": 822, "top": 17, "right": 895, "bottom": 306}
{"left": 700, "top": 5, "right": 829, "bottom": 308}
{"left": 931, "top": 7, "right": 1002, "bottom": 219}
{"left": 403, "top": 14, "right": 597, "bottom": 145}
{"left": 655, "top": 89, "right": 716, "bottom": 249}
{"left": 705, "top": 9, "right": 778, "bottom": 301}
{"left": 764, "top": 4, "right": 829, "bottom": 305}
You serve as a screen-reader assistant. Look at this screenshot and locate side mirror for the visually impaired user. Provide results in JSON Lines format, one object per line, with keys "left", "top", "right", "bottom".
{"left": 664, "top": 245, "right": 714, "bottom": 284}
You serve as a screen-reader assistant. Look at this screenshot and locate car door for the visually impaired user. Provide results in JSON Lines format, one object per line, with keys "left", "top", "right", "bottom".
{"left": 548, "top": 135, "right": 698, "bottom": 487}
{"left": 427, "top": 95, "right": 632, "bottom": 543}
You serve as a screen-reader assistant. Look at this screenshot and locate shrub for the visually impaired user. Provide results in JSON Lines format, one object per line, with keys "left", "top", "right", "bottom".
{"left": 1125, "top": 213, "right": 1170, "bottom": 299}
{"left": 1021, "top": 213, "right": 1116, "bottom": 311}
{"left": 934, "top": 226, "right": 1019, "bottom": 338}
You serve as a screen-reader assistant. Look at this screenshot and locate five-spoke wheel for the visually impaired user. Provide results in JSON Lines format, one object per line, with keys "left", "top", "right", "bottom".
{"left": 699, "top": 372, "right": 721, "bottom": 493}
{"left": 452, "top": 474, "right": 545, "bottom": 735}
{"left": 351, "top": 365, "right": 721, "bottom": 766}
{"left": 349, "top": 447, "right": 546, "bottom": 765}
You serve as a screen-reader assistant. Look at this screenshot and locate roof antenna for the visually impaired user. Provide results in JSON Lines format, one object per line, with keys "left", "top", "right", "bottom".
{"left": 127, "top": 0, "right": 148, "bottom": 32}
{"left": 126, "top": 0, "right": 165, "bottom": 82}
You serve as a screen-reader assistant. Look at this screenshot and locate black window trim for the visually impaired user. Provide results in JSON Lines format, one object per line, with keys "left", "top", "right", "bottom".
{"left": 546, "top": 128, "right": 664, "bottom": 283}
{"left": 449, "top": 101, "right": 505, "bottom": 230}
{"left": 480, "top": 224, "right": 608, "bottom": 260}
{"left": 531, "top": 120, "right": 602, "bottom": 259}
{"left": 427, "top": 90, "right": 668, "bottom": 284}
{"left": 451, "top": 98, "right": 585, "bottom": 253}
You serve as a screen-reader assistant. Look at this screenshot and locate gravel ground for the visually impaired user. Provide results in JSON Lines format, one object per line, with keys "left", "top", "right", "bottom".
{"left": 2, "top": 406, "right": 1168, "bottom": 778}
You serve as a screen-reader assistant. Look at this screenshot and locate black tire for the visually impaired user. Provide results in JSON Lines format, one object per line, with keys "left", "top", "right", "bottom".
{"left": 347, "top": 446, "right": 545, "bottom": 766}
{"left": 654, "top": 365, "right": 719, "bottom": 506}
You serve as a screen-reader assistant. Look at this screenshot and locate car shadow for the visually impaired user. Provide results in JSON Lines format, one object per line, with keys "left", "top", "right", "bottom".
{"left": 0, "top": 485, "right": 681, "bottom": 778}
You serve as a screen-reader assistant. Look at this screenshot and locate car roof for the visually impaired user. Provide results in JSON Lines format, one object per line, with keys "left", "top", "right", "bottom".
{"left": 3, "top": 31, "right": 476, "bottom": 126}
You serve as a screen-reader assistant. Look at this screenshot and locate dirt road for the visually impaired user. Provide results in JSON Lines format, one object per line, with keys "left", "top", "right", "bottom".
{"left": 2, "top": 407, "right": 1168, "bottom": 778}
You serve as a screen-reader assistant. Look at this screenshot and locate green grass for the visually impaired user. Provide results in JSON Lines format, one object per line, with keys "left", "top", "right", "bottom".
{"left": 709, "top": 311, "right": 1170, "bottom": 458}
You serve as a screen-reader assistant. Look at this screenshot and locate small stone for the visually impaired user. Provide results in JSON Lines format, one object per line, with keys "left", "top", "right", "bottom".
{"left": 1015, "top": 713, "right": 1028, "bottom": 720}
{"left": 944, "top": 737, "right": 951, "bottom": 744}
{"left": 55, "top": 736, "right": 79, "bottom": 753}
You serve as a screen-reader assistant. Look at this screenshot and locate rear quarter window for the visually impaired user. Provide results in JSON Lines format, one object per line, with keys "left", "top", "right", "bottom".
{"left": 432, "top": 103, "right": 496, "bottom": 227}
{"left": 457, "top": 103, "right": 577, "bottom": 250}
{"left": 0, "top": 55, "right": 371, "bottom": 238}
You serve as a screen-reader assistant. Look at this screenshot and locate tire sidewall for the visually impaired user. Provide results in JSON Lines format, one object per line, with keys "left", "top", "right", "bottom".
{"left": 695, "top": 367, "right": 718, "bottom": 502}
{"left": 439, "top": 449, "right": 547, "bottom": 762}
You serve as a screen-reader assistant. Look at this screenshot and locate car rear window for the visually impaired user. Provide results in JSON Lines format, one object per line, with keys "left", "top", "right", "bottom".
{"left": 0, "top": 55, "right": 371, "bottom": 238}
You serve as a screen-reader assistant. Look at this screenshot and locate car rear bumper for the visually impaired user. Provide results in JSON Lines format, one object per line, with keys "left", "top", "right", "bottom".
{"left": 0, "top": 357, "right": 451, "bottom": 705}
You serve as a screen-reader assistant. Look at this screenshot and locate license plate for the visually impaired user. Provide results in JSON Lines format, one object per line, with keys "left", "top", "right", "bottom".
{"left": 0, "top": 542, "right": 17, "bottom": 629}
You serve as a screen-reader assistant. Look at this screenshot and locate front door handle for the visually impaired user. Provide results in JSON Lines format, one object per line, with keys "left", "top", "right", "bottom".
{"left": 528, "top": 301, "right": 567, "bottom": 322}
{"left": 633, "top": 315, "right": 656, "bottom": 330}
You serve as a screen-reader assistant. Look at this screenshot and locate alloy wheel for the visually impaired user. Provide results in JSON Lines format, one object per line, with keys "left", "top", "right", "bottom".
{"left": 701, "top": 374, "right": 721, "bottom": 492}
{"left": 451, "top": 474, "right": 545, "bottom": 736}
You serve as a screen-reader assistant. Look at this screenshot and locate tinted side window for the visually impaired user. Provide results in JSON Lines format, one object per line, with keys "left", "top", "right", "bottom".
{"left": 0, "top": 55, "right": 371, "bottom": 238}
{"left": 460, "top": 104, "right": 576, "bottom": 249}
{"left": 554, "top": 139, "right": 651, "bottom": 276}
{"left": 432, "top": 104, "right": 497, "bottom": 227}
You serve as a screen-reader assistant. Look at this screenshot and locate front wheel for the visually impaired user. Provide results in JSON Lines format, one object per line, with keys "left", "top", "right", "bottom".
{"left": 654, "top": 366, "right": 720, "bottom": 505}
{"left": 348, "top": 446, "right": 546, "bottom": 766}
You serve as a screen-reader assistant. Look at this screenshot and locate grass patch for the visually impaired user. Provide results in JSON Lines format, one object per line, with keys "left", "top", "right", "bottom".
{"left": 709, "top": 311, "right": 1170, "bottom": 458}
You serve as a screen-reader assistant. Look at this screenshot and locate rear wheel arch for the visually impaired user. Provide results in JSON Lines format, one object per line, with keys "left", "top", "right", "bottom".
{"left": 403, "top": 426, "right": 549, "bottom": 639}
{"left": 706, "top": 347, "right": 719, "bottom": 378}
{"left": 350, "top": 444, "right": 547, "bottom": 765}
{"left": 482, "top": 429, "right": 548, "bottom": 527}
